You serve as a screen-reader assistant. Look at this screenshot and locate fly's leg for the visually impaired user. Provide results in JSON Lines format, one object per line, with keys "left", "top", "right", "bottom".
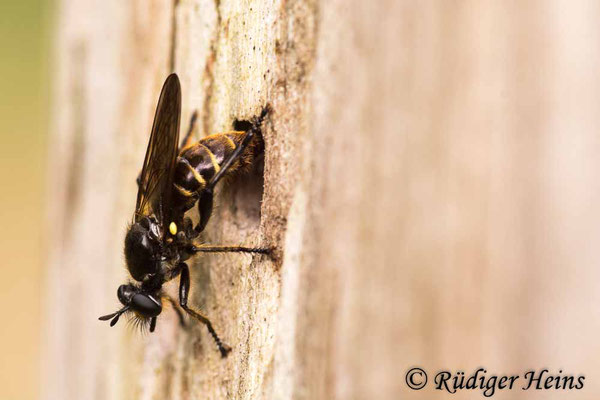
{"left": 164, "top": 294, "right": 186, "bottom": 327}
{"left": 193, "top": 129, "right": 250, "bottom": 233}
{"left": 180, "top": 216, "right": 199, "bottom": 240}
{"left": 195, "top": 105, "right": 270, "bottom": 233}
{"left": 190, "top": 244, "right": 271, "bottom": 255}
{"left": 178, "top": 263, "right": 232, "bottom": 357}
{"left": 196, "top": 188, "right": 214, "bottom": 233}
{"left": 206, "top": 106, "right": 269, "bottom": 189}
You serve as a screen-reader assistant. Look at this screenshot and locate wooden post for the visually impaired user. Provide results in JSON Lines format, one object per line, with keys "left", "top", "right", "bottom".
{"left": 45, "top": 1, "right": 600, "bottom": 399}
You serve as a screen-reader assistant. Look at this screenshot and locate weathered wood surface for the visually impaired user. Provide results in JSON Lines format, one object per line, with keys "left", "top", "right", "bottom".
{"left": 45, "top": 1, "right": 600, "bottom": 399}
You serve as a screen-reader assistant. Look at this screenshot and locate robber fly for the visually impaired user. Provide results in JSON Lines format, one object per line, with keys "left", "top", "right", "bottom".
{"left": 99, "top": 73, "right": 270, "bottom": 357}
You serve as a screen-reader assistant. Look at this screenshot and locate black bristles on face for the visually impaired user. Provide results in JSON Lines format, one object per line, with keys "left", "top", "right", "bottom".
{"left": 126, "top": 312, "right": 153, "bottom": 334}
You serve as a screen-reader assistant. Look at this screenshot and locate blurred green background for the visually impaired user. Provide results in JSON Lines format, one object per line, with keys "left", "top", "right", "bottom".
{"left": 0, "top": 1, "right": 50, "bottom": 400}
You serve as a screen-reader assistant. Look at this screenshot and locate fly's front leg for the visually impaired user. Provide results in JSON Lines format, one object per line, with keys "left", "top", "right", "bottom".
{"left": 196, "top": 188, "right": 213, "bottom": 233}
{"left": 178, "top": 263, "right": 232, "bottom": 357}
{"left": 178, "top": 216, "right": 199, "bottom": 241}
{"left": 164, "top": 295, "right": 186, "bottom": 327}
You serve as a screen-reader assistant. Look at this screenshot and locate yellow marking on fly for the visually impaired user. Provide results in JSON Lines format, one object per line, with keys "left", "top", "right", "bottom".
{"left": 179, "top": 143, "right": 195, "bottom": 153}
{"left": 221, "top": 134, "right": 237, "bottom": 150}
{"left": 169, "top": 222, "right": 177, "bottom": 235}
{"left": 174, "top": 184, "right": 194, "bottom": 197}
{"left": 199, "top": 143, "right": 221, "bottom": 173}
{"left": 184, "top": 161, "right": 206, "bottom": 187}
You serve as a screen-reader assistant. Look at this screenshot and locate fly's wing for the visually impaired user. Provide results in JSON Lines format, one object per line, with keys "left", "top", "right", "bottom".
{"left": 134, "top": 73, "right": 181, "bottom": 240}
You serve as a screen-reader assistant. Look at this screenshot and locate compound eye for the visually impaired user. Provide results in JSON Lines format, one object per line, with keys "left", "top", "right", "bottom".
{"left": 117, "top": 284, "right": 136, "bottom": 305}
{"left": 131, "top": 294, "right": 162, "bottom": 317}
{"left": 139, "top": 217, "right": 150, "bottom": 229}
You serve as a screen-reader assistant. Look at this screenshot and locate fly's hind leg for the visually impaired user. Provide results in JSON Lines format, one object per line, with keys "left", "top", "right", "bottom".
{"left": 178, "top": 263, "right": 232, "bottom": 357}
{"left": 194, "top": 105, "right": 270, "bottom": 233}
{"left": 206, "top": 105, "right": 270, "bottom": 190}
{"left": 164, "top": 295, "right": 186, "bottom": 327}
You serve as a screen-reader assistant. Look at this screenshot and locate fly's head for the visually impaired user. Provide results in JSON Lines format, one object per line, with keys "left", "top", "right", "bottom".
{"left": 99, "top": 215, "right": 166, "bottom": 332}
{"left": 99, "top": 283, "right": 163, "bottom": 332}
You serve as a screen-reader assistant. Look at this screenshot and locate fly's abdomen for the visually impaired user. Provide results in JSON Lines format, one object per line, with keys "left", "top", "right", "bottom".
{"left": 172, "top": 131, "right": 262, "bottom": 212}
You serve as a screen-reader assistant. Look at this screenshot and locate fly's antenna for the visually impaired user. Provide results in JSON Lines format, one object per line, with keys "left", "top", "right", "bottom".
{"left": 99, "top": 306, "right": 130, "bottom": 327}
